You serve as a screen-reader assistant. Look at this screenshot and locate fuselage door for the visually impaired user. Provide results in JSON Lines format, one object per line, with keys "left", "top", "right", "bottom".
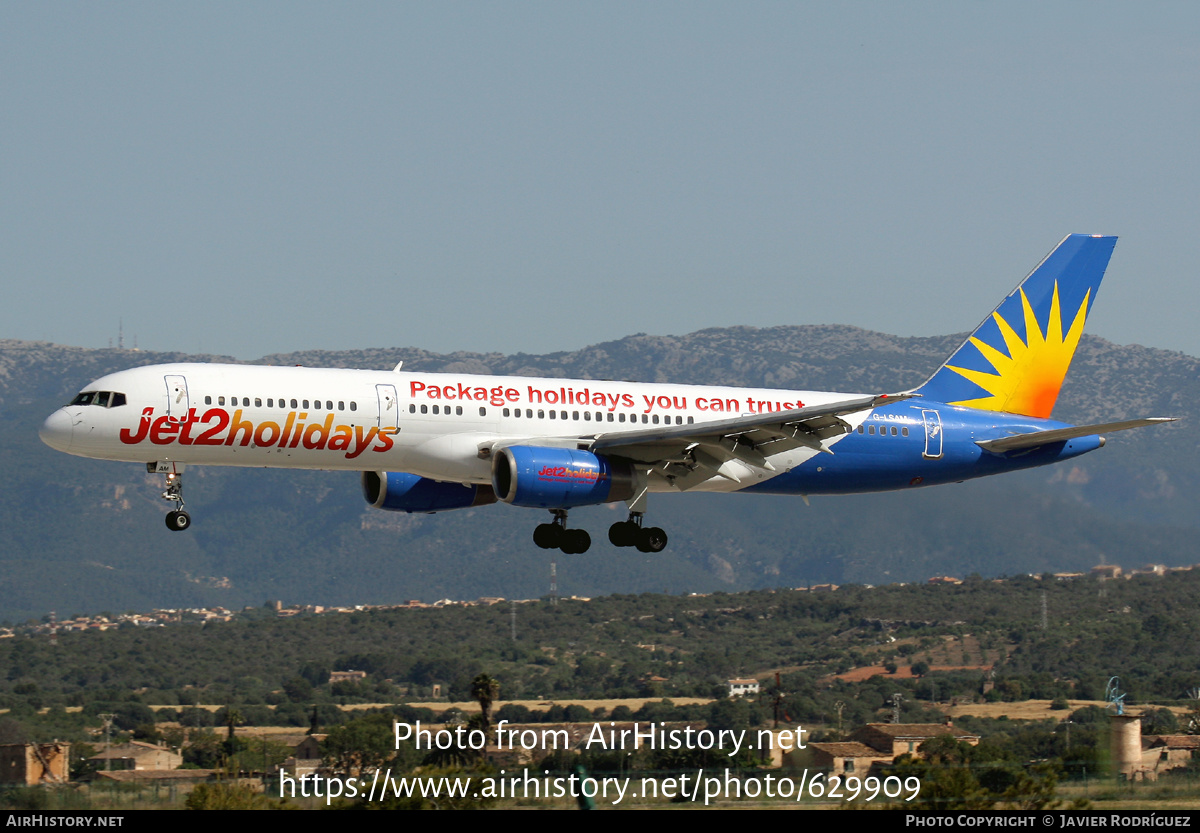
{"left": 165, "top": 375, "right": 190, "bottom": 422}
{"left": 376, "top": 384, "right": 399, "bottom": 432}
{"left": 921, "top": 409, "right": 943, "bottom": 459}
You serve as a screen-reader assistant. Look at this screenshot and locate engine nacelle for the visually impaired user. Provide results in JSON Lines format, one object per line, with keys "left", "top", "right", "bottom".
{"left": 491, "top": 446, "right": 636, "bottom": 508}
{"left": 362, "top": 471, "right": 496, "bottom": 514}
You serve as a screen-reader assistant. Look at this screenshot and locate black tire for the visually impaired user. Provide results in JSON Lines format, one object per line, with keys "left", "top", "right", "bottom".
{"left": 561, "top": 529, "right": 591, "bottom": 554}
{"left": 637, "top": 526, "right": 667, "bottom": 553}
{"left": 166, "top": 510, "right": 191, "bottom": 531}
{"left": 533, "top": 523, "right": 561, "bottom": 549}
{"left": 608, "top": 521, "right": 636, "bottom": 547}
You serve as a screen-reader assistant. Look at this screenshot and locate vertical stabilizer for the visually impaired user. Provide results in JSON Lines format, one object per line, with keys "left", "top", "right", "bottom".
{"left": 914, "top": 234, "right": 1116, "bottom": 418}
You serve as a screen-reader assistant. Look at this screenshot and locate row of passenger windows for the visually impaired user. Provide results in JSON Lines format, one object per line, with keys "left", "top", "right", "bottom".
{"left": 503, "top": 408, "right": 693, "bottom": 425}
{"left": 203, "top": 395, "right": 358, "bottom": 412}
{"left": 70, "top": 391, "right": 127, "bottom": 408}
{"left": 410, "top": 404, "right": 484, "bottom": 417}
{"left": 858, "top": 423, "right": 909, "bottom": 437}
{"left": 405, "top": 401, "right": 696, "bottom": 426}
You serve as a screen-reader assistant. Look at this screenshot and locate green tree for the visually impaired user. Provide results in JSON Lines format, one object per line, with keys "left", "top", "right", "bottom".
{"left": 470, "top": 674, "right": 500, "bottom": 734}
{"left": 185, "top": 781, "right": 270, "bottom": 810}
{"left": 322, "top": 713, "right": 413, "bottom": 776}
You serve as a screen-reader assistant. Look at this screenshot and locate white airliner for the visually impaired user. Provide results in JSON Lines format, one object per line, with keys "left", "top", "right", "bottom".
{"left": 40, "top": 235, "right": 1172, "bottom": 554}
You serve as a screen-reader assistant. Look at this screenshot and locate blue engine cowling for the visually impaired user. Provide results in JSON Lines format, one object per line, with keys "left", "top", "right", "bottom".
{"left": 491, "top": 446, "right": 635, "bottom": 508}
{"left": 362, "top": 471, "right": 496, "bottom": 513}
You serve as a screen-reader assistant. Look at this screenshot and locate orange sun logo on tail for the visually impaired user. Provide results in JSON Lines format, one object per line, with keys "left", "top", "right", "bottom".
{"left": 945, "top": 281, "right": 1089, "bottom": 419}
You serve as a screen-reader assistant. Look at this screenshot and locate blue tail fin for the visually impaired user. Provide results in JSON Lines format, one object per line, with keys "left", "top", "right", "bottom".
{"left": 914, "top": 234, "right": 1117, "bottom": 418}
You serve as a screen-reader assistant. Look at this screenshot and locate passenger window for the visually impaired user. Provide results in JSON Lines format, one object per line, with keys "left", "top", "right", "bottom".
{"left": 652, "top": 414, "right": 659, "bottom": 424}
{"left": 607, "top": 413, "right": 613, "bottom": 422}
{"left": 687, "top": 416, "right": 694, "bottom": 424}
{"left": 903, "top": 427, "right": 909, "bottom": 437}
{"left": 538, "top": 410, "right": 545, "bottom": 419}
{"left": 526, "top": 409, "right": 532, "bottom": 418}
{"left": 892, "top": 426, "right": 898, "bottom": 436}
{"left": 432, "top": 405, "right": 439, "bottom": 415}
{"left": 350, "top": 402, "right": 356, "bottom": 411}
{"left": 303, "top": 400, "right": 310, "bottom": 409}
{"left": 456, "top": 406, "right": 463, "bottom": 416}
{"left": 503, "top": 408, "right": 510, "bottom": 417}
{"left": 478, "top": 407, "right": 486, "bottom": 416}
{"left": 868, "top": 425, "right": 875, "bottom": 435}
{"left": 642, "top": 415, "right": 648, "bottom": 424}
{"left": 857, "top": 425, "right": 864, "bottom": 434}
{"left": 241, "top": 397, "right": 248, "bottom": 407}
{"left": 205, "top": 396, "right": 213, "bottom": 405}
{"left": 409, "top": 404, "right": 416, "bottom": 413}
{"left": 326, "top": 401, "right": 333, "bottom": 410}
{"left": 291, "top": 399, "right": 298, "bottom": 409}
{"left": 267, "top": 399, "right": 273, "bottom": 407}
{"left": 583, "top": 412, "right": 590, "bottom": 421}
{"left": 619, "top": 413, "right": 626, "bottom": 423}
{"left": 549, "top": 410, "right": 556, "bottom": 419}
{"left": 219, "top": 396, "right": 226, "bottom": 406}
{"left": 420, "top": 405, "right": 428, "bottom": 414}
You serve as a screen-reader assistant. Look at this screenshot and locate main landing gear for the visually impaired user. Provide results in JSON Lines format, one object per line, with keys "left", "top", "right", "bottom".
{"left": 608, "top": 512, "right": 668, "bottom": 553}
{"left": 151, "top": 464, "right": 191, "bottom": 532}
{"left": 533, "top": 510, "right": 591, "bottom": 554}
{"left": 530, "top": 509, "right": 669, "bottom": 554}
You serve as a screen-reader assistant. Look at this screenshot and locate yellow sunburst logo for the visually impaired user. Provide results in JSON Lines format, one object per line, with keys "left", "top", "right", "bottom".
{"left": 946, "top": 282, "right": 1089, "bottom": 419}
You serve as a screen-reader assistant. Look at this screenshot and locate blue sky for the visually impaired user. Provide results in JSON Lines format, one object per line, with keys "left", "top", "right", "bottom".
{"left": 4, "top": 3, "right": 1198, "bottom": 361}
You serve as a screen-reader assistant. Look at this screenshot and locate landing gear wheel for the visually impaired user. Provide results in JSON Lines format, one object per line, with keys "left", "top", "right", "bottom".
{"left": 561, "top": 529, "right": 591, "bottom": 554}
{"left": 533, "top": 523, "right": 562, "bottom": 549}
{"left": 636, "top": 526, "right": 667, "bottom": 553}
{"left": 165, "top": 510, "right": 191, "bottom": 531}
{"left": 608, "top": 521, "right": 638, "bottom": 547}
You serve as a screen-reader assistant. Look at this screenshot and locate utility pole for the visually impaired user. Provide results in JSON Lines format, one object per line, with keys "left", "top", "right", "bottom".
{"left": 99, "top": 714, "right": 116, "bottom": 772}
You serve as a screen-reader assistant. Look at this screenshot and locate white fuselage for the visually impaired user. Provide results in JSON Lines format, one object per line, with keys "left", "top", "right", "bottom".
{"left": 41, "top": 362, "right": 863, "bottom": 494}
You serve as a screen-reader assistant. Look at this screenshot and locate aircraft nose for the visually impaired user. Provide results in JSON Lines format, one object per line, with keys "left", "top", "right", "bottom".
{"left": 39, "top": 409, "right": 74, "bottom": 452}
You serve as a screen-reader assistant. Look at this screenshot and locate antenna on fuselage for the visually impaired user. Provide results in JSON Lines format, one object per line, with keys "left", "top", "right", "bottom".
{"left": 393, "top": 361, "right": 403, "bottom": 372}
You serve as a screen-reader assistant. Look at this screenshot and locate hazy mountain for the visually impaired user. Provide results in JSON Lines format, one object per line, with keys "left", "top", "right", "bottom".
{"left": 0, "top": 328, "right": 1194, "bottom": 621}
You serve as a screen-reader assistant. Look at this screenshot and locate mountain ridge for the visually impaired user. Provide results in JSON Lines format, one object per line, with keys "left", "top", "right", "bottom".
{"left": 1, "top": 326, "right": 1192, "bottom": 621}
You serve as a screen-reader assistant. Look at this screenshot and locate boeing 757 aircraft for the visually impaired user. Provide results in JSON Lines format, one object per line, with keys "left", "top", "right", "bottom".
{"left": 40, "top": 234, "right": 1172, "bottom": 554}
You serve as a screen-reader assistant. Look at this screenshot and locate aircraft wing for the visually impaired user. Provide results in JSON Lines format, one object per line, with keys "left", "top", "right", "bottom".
{"left": 585, "top": 393, "right": 909, "bottom": 487}
{"left": 976, "top": 417, "right": 1176, "bottom": 453}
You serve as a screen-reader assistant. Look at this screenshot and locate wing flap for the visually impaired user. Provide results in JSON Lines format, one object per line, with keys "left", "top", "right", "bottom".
{"left": 589, "top": 393, "right": 907, "bottom": 455}
{"left": 583, "top": 392, "right": 910, "bottom": 480}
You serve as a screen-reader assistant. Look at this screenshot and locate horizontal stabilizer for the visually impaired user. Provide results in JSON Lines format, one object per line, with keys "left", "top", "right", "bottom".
{"left": 976, "top": 417, "right": 1176, "bottom": 453}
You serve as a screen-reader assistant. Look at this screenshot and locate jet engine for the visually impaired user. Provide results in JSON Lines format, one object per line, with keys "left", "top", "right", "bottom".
{"left": 362, "top": 471, "right": 496, "bottom": 513}
{"left": 491, "top": 446, "right": 635, "bottom": 508}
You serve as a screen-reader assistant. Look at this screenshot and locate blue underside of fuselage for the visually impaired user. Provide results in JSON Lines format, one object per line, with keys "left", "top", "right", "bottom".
{"left": 741, "top": 398, "right": 1102, "bottom": 496}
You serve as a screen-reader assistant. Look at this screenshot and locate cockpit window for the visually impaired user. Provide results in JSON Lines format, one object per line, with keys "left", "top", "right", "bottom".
{"left": 68, "top": 391, "right": 127, "bottom": 408}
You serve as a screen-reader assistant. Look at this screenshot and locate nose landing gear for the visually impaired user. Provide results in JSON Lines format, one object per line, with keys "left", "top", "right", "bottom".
{"left": 150, "top": 463, "right": 191, "bottom": 531}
